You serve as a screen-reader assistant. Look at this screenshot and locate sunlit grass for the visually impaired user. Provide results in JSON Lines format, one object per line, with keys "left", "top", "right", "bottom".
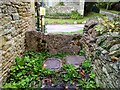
{"left": 100, "top": 8, "right": 120, "bottom": 14}
{"left": 52, "top": 29, "right": 83, "bottom": 34}
{"left": 45, "top": 12, "right": 103, "bottom": 24}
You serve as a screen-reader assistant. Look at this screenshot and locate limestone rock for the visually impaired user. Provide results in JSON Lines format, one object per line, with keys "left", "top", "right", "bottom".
{"left": 96, "top": 35, "right": 107, "bottom": 46}
{"left": 59, "top": 45, "right": 80, "bottom": 55}
{"left": 65, "top": 55, "right": 86, "bottom": 67}
{"left": 84, "top": 20, "right": 98, "bottom": 33}
{"left": 109, "top": 50, "right": 120, "bottom": 57}
{"left": 43, "top": 58, "right": 62, "bottom": 71}
{"left": 109, "top": 44, "right": 120, "bottom": 52}
{"left": 11, "top": 13, "right": 19, "bottom": 20}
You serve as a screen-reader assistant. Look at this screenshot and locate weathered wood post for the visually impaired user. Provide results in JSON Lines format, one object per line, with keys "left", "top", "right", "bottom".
{"left": 35, "top": 0, "right": 40, "bottom": 31}
{"left": 40, "top": 0, "right": 45, "bottom": 33}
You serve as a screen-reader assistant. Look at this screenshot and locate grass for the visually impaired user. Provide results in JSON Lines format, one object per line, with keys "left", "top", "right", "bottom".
{"left": 45, "top": 12, "right": 103, "bottom": 24}
{"left": 57, "top": 29, "right": 83, "bottom": 35}
{"left": 100, "top": 8, "right": 120, "bottom": 15}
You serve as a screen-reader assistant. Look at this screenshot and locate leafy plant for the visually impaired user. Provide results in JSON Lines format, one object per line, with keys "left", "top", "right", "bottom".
{"left": 82, "top": 60, "right": 91, "bottom": 70}
{"left": 95, "top": 16, "right": 120, "bottom": 35}
{"left": 89, "top": 72, "right": 96, "bottom": 79}
{"left": 61, "top": 64, "right": 80, "bottom": 82}
{"left": 79, "top": 50, "right": 85, "bottom": 56}
{"left": 70, "top": 11, "right": 83, "bottom": 20}
{"left": 57, "top": 2, "right": 65, "bottom": 6}
{"left": 3, "top": 51, "right": 53, "bottom": 88}
{"left": 3, "top": 51, "right": 98, "bottom": 89}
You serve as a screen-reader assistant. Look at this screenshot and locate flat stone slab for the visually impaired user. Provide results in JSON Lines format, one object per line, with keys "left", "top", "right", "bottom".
{"left": 65, "top": 55, "right": 86, "bottom": 67}
{"left": 43, "top": 58, "right": 62, "bottom": 70}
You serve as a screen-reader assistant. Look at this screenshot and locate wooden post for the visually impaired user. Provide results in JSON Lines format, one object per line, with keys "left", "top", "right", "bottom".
{"left": 35, "top": 0, "right": 40, "bottom": 31}
{"left": 41, "top": 1, "right": 45, "bottom": 33}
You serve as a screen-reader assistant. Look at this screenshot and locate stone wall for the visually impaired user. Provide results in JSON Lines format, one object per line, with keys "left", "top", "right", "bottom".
{"left": 0, "top": 0, "right": 35, "bottom": 86}
{"left": 25, "top": 31, "right": 82, "bottom": 55}
{"left": 47, "top": 6, "right": 76, "bottom": 14}
{"left": 25, "top": 19, "right": 120, "bottom": 88}
{"left": 82, "top": 20, "right": 120, "bottom": 88}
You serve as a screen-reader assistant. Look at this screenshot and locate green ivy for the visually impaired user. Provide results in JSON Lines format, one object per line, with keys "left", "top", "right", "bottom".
{"left": 82, "top": 60, "right": 92, "bottom": 71}
{"left": 3, "top": 51, "right": 98, "bottom": 89}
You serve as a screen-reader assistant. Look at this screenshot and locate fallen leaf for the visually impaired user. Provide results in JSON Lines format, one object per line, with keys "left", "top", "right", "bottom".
{"left": 111, "top": 56, "right": 119, "bottom": 61}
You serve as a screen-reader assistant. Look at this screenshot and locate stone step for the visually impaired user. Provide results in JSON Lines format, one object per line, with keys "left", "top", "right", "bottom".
{"left": 65, "top": 55, "right": 86, "bottom": 67}
{"left": 43, "top": 56, "right": 86, "bottom": 70}
{"left": 43, "top": 58, "right": 62, "bottom": 71}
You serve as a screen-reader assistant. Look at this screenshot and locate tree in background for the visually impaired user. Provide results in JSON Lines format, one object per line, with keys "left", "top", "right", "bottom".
{"left": 84, "top": 2, "right": 97, "bottom": 16}
{"left": 97, "top": 0, "right": 120, "bottom": 11}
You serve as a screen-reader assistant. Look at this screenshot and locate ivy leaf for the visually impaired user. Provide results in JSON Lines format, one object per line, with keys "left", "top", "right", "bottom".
{"left": 89, "top": 72, "right": 96, "bottom": 79}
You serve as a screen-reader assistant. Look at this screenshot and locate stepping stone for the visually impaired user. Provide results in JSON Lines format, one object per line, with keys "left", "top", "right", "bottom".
{"left": 43, "top": 58, "right": 62, "bottom": 71}
{"left": 65, "top": 55, "right": 86, "bottom": 67}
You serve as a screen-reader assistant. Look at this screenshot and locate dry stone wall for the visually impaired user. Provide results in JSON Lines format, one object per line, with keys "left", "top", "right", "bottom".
{"left": 82, "top": 20, "right": 120, "bottom": 88}
{"left": 47, "top": 6, "right": 76, "bottom": 14}
{"left": 25, "top": 19, "right": 120, "bottom": 89}
{"left": 0, "top": 0, "right": 35, "bottom": 86}
{"left": 25, "top": 31, "right": 82, "bottom": 55}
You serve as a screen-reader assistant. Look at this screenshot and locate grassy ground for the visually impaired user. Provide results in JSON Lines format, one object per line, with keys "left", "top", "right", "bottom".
{"left": 101, "top": 8, "right": 120, "bottom": 15}
{"left": 56, "top": 29, "right": 83, "bottom": 34}
{"left": 45, "top": 12, "right": 103, "bottom": 24}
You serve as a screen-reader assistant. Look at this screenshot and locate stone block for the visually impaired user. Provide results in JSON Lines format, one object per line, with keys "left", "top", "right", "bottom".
{"left": 59, "top": 45, "right": 80, "bottom": 55}
{"left": 11, "top": 13, "right": 19, "bottom": 20}
{"left": 0, "top": 13, "right": 3, "bottom": 19}
{"left": 4, "top": 34, "right": 12, "bottom": 41}
{"left": 4, "top": 23, "right": 12, "bottom": 30}
{"left": 4, "top": 27, "right": 15, "bottom": 35}
{"left": 1, "top": 6, "right": 8, "bottom": 14}
{"left": 0, "top": 8, "right": 1, "bottom": 13}
{"left": 44, "top": 58, "right": 62, "bottom": 71}
{"left": 65, "top": 55, "right": 85, "bottom": 67}
{"left": 8, "top": 6, "right": 17, "bottom": 14}
{"left": 0, "top": 36, "right": 4, "bottom": 49}
{"left": 2, "top": 40, "right": 13, "bottom": 51}
{"left": 5, "top": 16, "right": 12, "bottom": 22}
{"left": 0, "top": 50, "right": 2, "bottom": 62}
{"left": 109, "top": 44, "right": 120, "bottom": 52}
{"left": 0, "top": 26, "right": 3, "bottom": 36}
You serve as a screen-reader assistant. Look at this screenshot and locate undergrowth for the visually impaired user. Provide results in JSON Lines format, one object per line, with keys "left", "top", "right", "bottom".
{"left": 3, "top": 51, "right": 99, "bottom": 89}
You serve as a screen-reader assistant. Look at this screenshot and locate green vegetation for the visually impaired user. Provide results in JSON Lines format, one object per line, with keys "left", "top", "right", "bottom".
{"left": 101, "top": 8, "right": 120, "bottom": 15}
{"left": 3, "top": 51, "right": 98, "bottom": 89}
{"left": 56, "top": 29, "right": 83, "bottom": 35}
{"left": 84, "top": 2, "right": 97, "bottom": 16}
{"left": 46, "top": 13, "right": 71, "bottom": 17}
{"left": 61, "top": 64, "right": 80, "bottom": 82}
{"left": 79, "top": 50, "right": 85, "bottom": 56}
{"left": 46, "top": 12, "right": 103, "bottom": 24}
{"left": 3, "top": 51, "right": 67, "bottom": 88}
{"left": 57, "top": 2, "right": 65, "bottom": 6}
{"left": 95, "top": 16, "right": 120, "bottom": 34}
{"left": 70, "top": 11, "right": 83, "bottom": 20}
{"left": 97, "top": 2, "right": 120, "bottom": 11}
{"left": 82, "top": 60, "right": 92, "bottom": 71}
